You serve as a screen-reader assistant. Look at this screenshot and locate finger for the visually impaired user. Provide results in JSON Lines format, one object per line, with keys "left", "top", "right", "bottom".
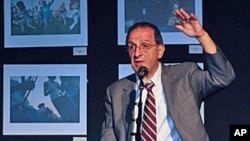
{"left": 179, "top": 8, "right": 192, "bottom": 21}
{"left": 190, "top": 13, "right": 198, "bottom": 21}
{"left": 175, "top": 11, "right": 188, "bottom": 24}
{"left": 175, "top": 9, "right": 185, "bottom": 20}
{"left": 175, "top": 8, "right": 193, "bottom": 23}
{"left": 179, "top": 8, "right": 191, "bottom": 18}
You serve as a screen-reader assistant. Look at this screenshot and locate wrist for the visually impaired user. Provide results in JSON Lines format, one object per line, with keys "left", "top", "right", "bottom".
{"left": 196, "top": 29, "right": 207, "bottom": 39}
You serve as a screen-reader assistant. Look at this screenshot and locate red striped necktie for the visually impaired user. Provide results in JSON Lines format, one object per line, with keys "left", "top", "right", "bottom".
{"left": 141, "top": 81, "right": 157, "bottom": 141}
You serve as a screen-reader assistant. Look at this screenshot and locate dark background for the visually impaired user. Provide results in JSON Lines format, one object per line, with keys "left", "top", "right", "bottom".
{"left": 1, "top": 0, "right": 250, "bottom": 141}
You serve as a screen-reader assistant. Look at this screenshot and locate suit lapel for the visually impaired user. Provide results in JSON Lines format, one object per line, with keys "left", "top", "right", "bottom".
{"left": 161, "top": 66, "right": 178, "bottom": 120}
{"left": 121, "top": 74, "right": 137, "bottom": 140}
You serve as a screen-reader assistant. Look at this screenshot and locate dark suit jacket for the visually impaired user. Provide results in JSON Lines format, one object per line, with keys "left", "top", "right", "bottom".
{"left": 100, "top": 48, "right": 236, "bottom": 141}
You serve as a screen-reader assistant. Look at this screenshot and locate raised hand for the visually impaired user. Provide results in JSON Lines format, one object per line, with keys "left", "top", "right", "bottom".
{"left": 174, "top": 8, "right": 205, "bottom": 38}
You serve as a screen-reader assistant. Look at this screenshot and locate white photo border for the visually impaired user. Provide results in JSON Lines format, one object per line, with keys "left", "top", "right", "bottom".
{"left": 4, "top": 0, "right": 88, "bottom": 48}
{"left": 3, "top": 64, "right": 87, "bottom": 135}
{"left": 118, "top": 0, "right": 202, "bottom": 45}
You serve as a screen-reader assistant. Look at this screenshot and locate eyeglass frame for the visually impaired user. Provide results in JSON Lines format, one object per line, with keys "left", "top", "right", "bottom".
{"left": 126, "top": 42, "right": 160, "bottom": 53}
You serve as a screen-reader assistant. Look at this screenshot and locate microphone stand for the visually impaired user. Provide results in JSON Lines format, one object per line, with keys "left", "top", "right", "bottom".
{"left": 135, "top": 76, "right": 144, "bottom": 141}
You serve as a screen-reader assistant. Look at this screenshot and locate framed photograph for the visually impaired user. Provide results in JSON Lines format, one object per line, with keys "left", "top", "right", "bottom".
{"left": 118, "top": 0, "right": 202, "bottom": 45}
{"left": 5, "top": 0, "right": 87, "bottom": 48}
{"left": 3, "top": 64, "right": 87, "bottom": 135}
{"left": 118, "top": 63, "right": 204, "bottom": 123}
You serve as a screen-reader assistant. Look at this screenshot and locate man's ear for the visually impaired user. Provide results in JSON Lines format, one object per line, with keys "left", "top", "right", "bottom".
{"left": 157, "top": 44, "right": 165, "bottom": 59}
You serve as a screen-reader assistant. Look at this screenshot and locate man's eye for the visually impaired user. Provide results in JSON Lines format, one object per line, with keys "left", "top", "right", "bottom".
{"left": 141, "top": 44, "right": 150, "bottom": 49}
{"left": 128, "top": 45, "right": 135, "bottom": 49}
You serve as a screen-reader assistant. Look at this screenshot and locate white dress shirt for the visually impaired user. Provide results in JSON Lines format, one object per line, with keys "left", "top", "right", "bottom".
{"left": 131, "top": 63, "right": 182, "bottom": 141}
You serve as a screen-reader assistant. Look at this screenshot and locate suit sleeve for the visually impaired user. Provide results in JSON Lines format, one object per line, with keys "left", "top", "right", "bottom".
{"left": 206, "top": 47, "right": 235, "bottom": 85}
{"left": 191, "top": 47, "right": 236, "bottom": 100}
{"left": 100, "top": 86, "right": 116, "bottom": 141}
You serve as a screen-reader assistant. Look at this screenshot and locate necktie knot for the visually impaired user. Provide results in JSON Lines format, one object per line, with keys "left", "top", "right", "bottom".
{"left": 145, "top": 81, "right": 154, "bottom": 92}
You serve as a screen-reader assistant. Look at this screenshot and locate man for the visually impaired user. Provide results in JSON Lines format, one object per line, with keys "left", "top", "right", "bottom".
{"left": 40, "top": 0, "right": 54, "bottom": 33}
{"left": 100, "top": 8, "right": 235, "bottom": 141}
{"left": 68, "top": 0, "right": 80, "bottom": 32}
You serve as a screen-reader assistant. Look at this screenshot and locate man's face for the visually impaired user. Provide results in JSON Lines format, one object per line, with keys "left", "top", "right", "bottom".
{"left": 127, "top": 27, "right": 165, "bottom": 80}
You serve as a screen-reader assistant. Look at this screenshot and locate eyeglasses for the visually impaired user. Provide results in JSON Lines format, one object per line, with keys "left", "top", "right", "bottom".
{"left": 126, "top": 42, "right": 159, "bottom": 53}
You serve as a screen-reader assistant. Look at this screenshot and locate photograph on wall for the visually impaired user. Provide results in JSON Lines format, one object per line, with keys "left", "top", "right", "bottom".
{"left": 3, "top": 64, "right": 87, "bottom": 135}
{"left": 118, "top": 0, "right": 202, "bottom": 45}
{"left": 4, "top": 0, "right": 87, "bottom": 48}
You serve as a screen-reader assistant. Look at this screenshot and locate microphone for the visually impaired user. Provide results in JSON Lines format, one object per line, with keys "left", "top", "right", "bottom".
{"left": 135, "top": 66, "right": 148, "bottom": 141}
{"left": 137, "top": 66, "right": 148, "bottom": 80}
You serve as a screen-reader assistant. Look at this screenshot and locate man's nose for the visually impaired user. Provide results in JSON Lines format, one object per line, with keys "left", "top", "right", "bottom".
{"left": 134, "top": 46, "right": 142, "bottom": 57}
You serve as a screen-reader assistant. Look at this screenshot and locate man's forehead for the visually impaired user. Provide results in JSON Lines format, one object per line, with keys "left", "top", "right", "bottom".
{"left": 128, "top": 28, "right": 154, "bottom": 41}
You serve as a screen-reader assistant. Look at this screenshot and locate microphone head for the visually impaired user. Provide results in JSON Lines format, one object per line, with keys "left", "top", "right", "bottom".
{"left": 138, "top": 66, "right": 148, "bottom": 79}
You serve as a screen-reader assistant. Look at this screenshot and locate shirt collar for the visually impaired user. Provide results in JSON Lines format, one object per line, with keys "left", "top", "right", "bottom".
{"left": 150, "top": 63, "right": 162, "bottom": 86}
{"left": 136, "top": 63, "right": 162, "bottom": 85}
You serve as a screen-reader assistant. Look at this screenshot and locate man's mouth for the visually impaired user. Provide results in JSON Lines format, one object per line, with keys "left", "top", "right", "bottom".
{"left": 134, "top": 60, "right": 144, "bottom": 67}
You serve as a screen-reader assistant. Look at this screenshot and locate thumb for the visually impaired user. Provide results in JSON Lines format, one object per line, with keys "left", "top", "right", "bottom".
{"left": 174, "top": 24, "right": 184, "bottom": 31}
